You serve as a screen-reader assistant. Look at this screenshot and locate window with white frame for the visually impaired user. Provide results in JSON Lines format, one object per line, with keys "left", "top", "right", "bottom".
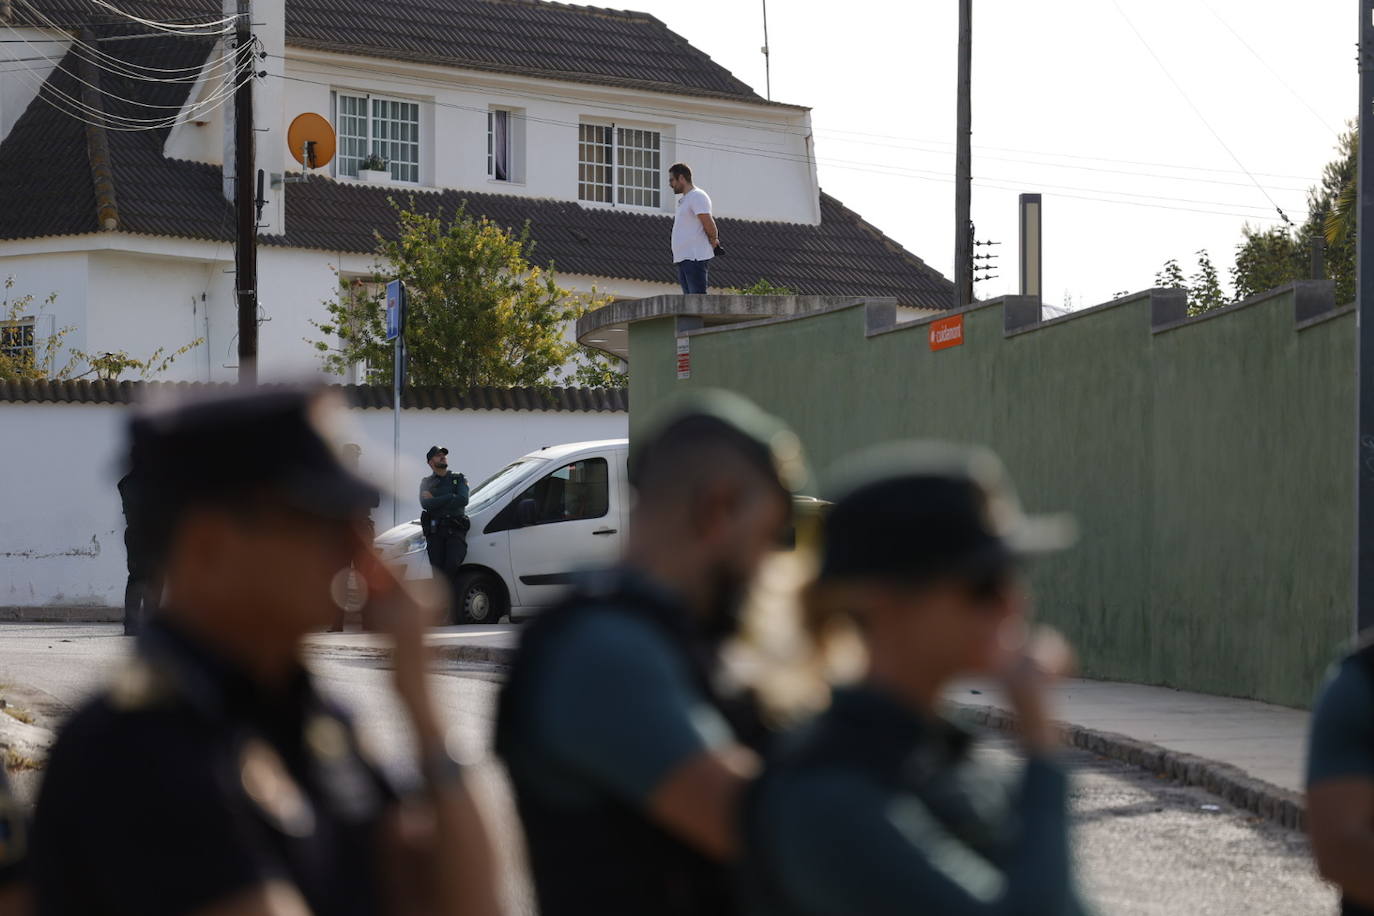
{"left": 335, "top": 92, "right": 421, "bottom": 183}
{"left": 1, "top": 318, "right": 35, "bottom": 370}
{"left": 578, "top": 121, "right": 662, "bottom": 208}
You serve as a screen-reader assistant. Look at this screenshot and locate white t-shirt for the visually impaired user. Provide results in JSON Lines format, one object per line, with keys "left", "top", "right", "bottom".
{"left": 672, "top": 187, "right": 715, "bottom": 263}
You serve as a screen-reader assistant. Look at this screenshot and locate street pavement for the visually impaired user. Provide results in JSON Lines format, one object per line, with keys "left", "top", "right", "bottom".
{"left": 0, "top": 623, "right": 1340, "bottom": 914}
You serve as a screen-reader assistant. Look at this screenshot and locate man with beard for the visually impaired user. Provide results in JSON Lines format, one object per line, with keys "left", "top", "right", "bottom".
{"left": 495, "top": 391, "right": 806, "bottom": 916}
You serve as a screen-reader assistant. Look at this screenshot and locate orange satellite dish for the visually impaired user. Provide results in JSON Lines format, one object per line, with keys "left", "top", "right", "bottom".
{"left": 287, "top": 112, "right": 336, "bottom": 169}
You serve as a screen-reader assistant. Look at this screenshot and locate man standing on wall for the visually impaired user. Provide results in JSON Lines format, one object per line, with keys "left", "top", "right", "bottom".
{"left": 421, "top": 446, "right": 469, "bottom": 619}
{"left": 669, "top": 163, "right": 721, "bottom": 295}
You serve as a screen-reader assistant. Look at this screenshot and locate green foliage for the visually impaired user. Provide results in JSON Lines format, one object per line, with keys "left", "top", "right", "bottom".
{"left": 1153, "top": 251, "right": 1225, "bottom": 316}
{"left": 1232, "top": 126, "right": 1356, "bottom": 305}
{"left": 0, "top": 276, "right": 201, "bottom": 382}
{"left": 733, "top": 278, "right": 797, "bottom": 295}
{"left": 310, "top": 201, "right": 625, "bottom": 389}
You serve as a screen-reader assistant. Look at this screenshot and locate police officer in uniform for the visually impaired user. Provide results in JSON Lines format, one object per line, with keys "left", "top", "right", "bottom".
{"left": 420, "top": 446, "right": 469, "bottom": 618}
{"left": 29, "top": 388, "right": 501, "bottom": 916}
{"left": 1307, "top": 637, "right": 1374, "bottom": 913}
{"left": 0, "top": 767, "right": 28, "bottom": 916}
{"left": 742, "top": 442, "right": 1089, "bottom": 916}
{"left": 117, "top": 466, "right": 161, "bottom": 636}
{"left": 495, "top": 391, "right": 807, "bottom": 916}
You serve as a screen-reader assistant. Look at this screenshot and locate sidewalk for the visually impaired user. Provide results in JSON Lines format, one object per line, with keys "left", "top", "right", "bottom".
{"left": 947, "top": 677, "right": 1311, "bottom": 829}
{"left": 303, "top": 624, "right": 520, "bottom": 665}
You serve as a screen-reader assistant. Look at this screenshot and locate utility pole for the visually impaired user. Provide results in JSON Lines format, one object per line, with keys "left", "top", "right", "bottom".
{"left": 1358, "top": 0, "right": 1374, "bottom": 632}
{"left": 233, "top": 0, "right": 258, "bottom": 385}
{"left": 954, "top": 0, "right": 973, "bottom": 308}
{"left": 761, "top": 0, "right": 772, "bottom": 101}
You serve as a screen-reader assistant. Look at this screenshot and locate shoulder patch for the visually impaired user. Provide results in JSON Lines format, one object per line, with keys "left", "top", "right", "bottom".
{"left": 240, "top": 738, "right": 316, "bottom": 837}
{"left": 106, "top": 659, "right": 178, "bottom": 712}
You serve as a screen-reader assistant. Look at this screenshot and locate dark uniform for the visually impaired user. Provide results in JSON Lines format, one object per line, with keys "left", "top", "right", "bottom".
{"left": 30, "top": 620, "right": 394, "bottom": 916}
{"left": 1307, "top": 644, "right": 1374, "bottom": 916}
{"left": 117, "top": 469, "right": 160, "bottom": 636}
{"left": 420, "top": 463, "right": 469, "bottom": 602}
{"left": 743, "top": 688, "right": 1088, "bottom": 915}
{"left": 495, "top": 394, "right": 806, "bottom": 916}
{"left": 496, "top": 569, "right": 756, "bottom": 916}
{"left": 0, "top": 767, "right": 25, "bottom": 900}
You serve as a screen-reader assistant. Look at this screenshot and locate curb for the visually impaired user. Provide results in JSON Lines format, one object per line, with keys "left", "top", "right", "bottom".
{"left": 433, "top": 644, "right": 516, "bottom": 666}
{"left": 953, "top": 702, "right": 1306, "bottom": 832}
{"left": 1, "top": 606, "right": 122, "bottom": 623}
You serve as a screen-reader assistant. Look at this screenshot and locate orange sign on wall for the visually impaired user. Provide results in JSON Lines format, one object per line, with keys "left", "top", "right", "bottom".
{"left": 929, "top": 314, "right": 965, "bottom": 351}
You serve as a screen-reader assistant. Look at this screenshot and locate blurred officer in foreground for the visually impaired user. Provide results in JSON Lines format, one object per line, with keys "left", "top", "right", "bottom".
{"left": 743, "top": 442, "right": 1089, "bottom": 916}
{"left": 495, "top": 391, "right": 807, "bottom": 916}
{"left": 0, "top": 767, "right": 28, "bottom": 916}
{"left": 420, "top": 446, "right": 469, "bottom": 617}
{"left": 1306, "top": 638, "right": 1374, "bottom": 913}
{"left": 117, "top": 466, "right": 161, "bottom": 636}
{"left": 29, "top": 388, "right": 501, "bottom": 916}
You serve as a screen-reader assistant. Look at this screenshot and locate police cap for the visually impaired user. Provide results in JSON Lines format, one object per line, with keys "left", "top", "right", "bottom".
{"left": 817, "top": 441, "right": 1076, "bottom": 586}
{"left": 426, "top": 446, "right": 448, "bottom": 461}
{"left": 128, "top": 387, "right": 382, "bottom": 545}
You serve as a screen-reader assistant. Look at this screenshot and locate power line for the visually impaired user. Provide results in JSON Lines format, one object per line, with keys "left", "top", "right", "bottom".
{"left": 1110, "top": 0, "right": 1297, "bottom": 227}
{"left": 269, "top": 69, "right": 1305, "bottom": 224}
{"left": 1199, "top": 0, "right": 1341, "bottom": 137}
{"left": 85, "top": 0, "right": 240, "bottom": 36}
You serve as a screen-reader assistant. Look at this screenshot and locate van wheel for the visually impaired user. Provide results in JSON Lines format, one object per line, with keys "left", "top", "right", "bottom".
{"left": 454, "top": 571, "right": 504, "bottom": 625}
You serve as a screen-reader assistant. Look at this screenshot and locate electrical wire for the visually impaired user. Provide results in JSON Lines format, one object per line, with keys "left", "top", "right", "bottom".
{"left": 270, "top": 69, "right": 1306, "bottom": 224}
{"left": 84, "top": 0, "right": 240, "bottom": 36}
{"left": 1199, "top": 0, "right": 1341, "bottom": 138}
{"left": 14, "top": 0, "right": 249, "bottom": 84}
{"left": 1109, "top": 0, "right": 1297, "bottom": 226}
{"left": 0, "top": 18, "right": 250, "bottom": 114}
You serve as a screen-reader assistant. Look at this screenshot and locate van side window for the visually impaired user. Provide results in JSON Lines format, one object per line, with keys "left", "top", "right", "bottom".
{"left": 489, "top": 458, "right": 609, "bottom": 532}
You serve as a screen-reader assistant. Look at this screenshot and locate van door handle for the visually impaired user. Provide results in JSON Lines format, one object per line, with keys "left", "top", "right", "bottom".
{"left": 592, "top": 528, "right": 618, "bottom": 536}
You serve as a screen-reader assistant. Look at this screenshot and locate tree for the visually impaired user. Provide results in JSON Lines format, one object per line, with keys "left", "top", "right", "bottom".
{"left": 733, "top": 279, "right": 796, "bottom": 295}
{"left": 1232, "top": 126, "right": 1356, "bottom": 305}
{"left": 1153, "top": 251, "right": 1224, "bottom": 316}
{"left": 0, "top": 276, "right": 201, "bottom": 382}
{"left": 311, "top": 202, "right": 625, "bottom": 389}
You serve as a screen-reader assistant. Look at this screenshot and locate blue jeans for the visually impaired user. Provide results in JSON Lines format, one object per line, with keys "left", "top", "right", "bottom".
{"left": 677, "top": 259, "right": 710, "bottom": 294}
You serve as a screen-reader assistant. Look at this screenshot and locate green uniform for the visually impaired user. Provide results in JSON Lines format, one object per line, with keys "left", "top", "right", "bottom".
{"left": 744, "top": 686, "right": 1090, "bottom": 916}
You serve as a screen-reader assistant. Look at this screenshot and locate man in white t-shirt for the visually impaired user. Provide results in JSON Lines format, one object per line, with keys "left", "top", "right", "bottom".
{"left": 668, "top": 163, "right": 720, "bottom": 294}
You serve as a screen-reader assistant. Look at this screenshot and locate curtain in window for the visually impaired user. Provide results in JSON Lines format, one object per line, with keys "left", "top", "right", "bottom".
{"left": 493, "top": 110, "right": 510, "bottom": 181}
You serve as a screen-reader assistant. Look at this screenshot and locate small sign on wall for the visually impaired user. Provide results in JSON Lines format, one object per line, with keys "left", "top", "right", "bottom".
{"left": 929, "top": 314, "right": 964, "bottom": 351}
{"left": 676, "top": 337, "right": 691, "bottom": 379}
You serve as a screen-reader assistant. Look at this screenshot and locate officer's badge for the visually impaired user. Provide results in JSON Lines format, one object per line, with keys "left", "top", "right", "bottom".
{"left": 240, "top": 738, "right": 316, "bottom": 837}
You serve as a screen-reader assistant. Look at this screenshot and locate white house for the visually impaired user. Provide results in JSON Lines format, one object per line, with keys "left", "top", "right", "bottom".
{"left": 0, "top": 0, "right": 952, "bottom": 382}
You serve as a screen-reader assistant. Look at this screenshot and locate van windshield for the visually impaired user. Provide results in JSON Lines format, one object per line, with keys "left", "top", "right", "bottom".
{"left": 466, "top": 457, "right": 548, "bottom": 515}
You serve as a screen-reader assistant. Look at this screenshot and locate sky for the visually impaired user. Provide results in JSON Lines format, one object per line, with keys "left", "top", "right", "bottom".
{"left": 623, "top": 0, "right": 1351, "bottom": 310}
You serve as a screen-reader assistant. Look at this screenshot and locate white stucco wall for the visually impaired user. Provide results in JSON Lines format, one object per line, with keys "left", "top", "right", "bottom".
{"left": 0, "top": 27, "right": 67, "bottom": 139}
{"left": 274, "top": 51, "right": 818, "bottom": 225}
{"left": 0, "top": 399, "right": 627, "bottom": 612}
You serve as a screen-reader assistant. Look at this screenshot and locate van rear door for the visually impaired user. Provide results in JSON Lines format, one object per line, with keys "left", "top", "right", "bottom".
{"left": 499, "top": 451, "right": 624, "bottom": 608}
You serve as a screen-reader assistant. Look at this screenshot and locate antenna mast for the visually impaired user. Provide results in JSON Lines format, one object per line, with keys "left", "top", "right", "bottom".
{"left": 761, "top": 0, "right": 772, "bottom": 100}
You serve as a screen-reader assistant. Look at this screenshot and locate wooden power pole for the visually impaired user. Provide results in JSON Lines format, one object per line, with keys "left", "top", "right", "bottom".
{"left": 1357, "top": 0, "right": 1374, "bottom": 632}
{"left": 234, "top": 0, "right": 258, "bottom": 385}
{"left": 954, "top": 0, "right": 973, "bottom": 308}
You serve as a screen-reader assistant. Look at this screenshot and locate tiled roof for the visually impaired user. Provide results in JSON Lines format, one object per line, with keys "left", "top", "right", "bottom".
{"left": 265, "top": 180, "right": 953, "bottom": 307}
{"left": 0, "top": 16, "right": 952, "bottom": 308}
{"left": 16, "top": 0, "right": 773, "bottom": 103}
{"left": 0, "top": 379, "right": 628, "bottom": 411}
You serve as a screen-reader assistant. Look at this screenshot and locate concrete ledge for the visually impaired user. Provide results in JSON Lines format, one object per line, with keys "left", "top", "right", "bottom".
{"left": 954, "top": 702, "right": 1306, "bottom": 832}
{"left": 0, "top": 606, "right": 121, "bottom": 623}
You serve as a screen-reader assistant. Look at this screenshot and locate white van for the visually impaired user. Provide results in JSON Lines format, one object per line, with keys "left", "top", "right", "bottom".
{"left": 374, "top": 439, "right": 630, "bottom": 624}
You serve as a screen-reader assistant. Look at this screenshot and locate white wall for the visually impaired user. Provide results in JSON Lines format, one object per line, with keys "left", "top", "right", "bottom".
{"left": 0, "top": 27, "right": 67, "bottom": 139}
{"left": 0, "top": 399, "right": 627, "bottom": 611}
{"left": 276, "top": 51, "right": 819, "bottom": 225}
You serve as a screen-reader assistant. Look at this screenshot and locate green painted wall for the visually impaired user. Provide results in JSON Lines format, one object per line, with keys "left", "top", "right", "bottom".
{"left": 629, "top": 288, "right": 1354, "bottom": 707}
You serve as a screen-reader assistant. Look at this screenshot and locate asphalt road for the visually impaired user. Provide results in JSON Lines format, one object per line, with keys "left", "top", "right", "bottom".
{"left": 0, "top": 623, "right": 1339, "bottom": 915}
